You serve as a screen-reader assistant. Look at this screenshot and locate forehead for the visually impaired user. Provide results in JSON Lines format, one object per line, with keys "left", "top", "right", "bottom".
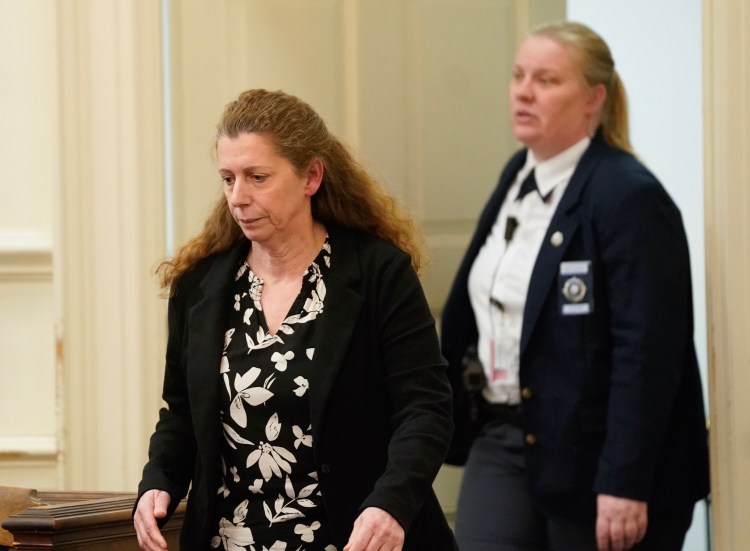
{"left": 514, "top": 35, "right": 578, "bottom": 73}
{"left": 217, "top": 132, "right": 279, "bottom": 159}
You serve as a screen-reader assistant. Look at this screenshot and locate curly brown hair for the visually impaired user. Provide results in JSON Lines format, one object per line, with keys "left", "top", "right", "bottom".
{"left": 156, "top": 89, "right": 425, "bottom": 293}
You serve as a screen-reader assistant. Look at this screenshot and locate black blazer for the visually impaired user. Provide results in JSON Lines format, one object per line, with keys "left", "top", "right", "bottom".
{"left": 138, "top": 226, "right": 457, "bottom": 550}
{"left": 442, "top": 135, "right": 709, "bottom": 518}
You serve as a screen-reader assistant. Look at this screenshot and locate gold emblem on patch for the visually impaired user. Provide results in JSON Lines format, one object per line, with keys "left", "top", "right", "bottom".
{"left": 562, "top": 276, "right": 587, "bottom": 303}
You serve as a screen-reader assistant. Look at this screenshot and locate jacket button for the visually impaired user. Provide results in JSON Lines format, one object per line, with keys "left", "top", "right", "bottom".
{"left": 320, "top": 463, "right": 332, "bottom": 475}
{"left": 521, "top": 387, "right": 533, "bottom": 400}
{"left": 525, "top": 433, "right": 537, "bottom": 446}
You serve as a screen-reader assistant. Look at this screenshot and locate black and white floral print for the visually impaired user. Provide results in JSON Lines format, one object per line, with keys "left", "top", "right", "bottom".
{"left": 211, "top": 239, "right": 337, "bottom": 551}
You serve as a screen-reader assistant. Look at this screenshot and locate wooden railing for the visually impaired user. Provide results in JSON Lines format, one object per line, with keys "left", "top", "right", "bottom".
{"left": 0, "top": 488, "right": 185, "bottom": 550}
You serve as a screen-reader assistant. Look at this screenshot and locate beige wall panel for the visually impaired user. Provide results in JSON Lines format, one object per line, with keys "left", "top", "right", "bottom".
{"left": 0, "top": 460, "right": 57, "bottom": 489}
{"left": 0, "top": 436, "right": 56, "bottom": 488}
{"left": 529, "top": 0, "right": 566, "bottom": 27}
{"left": 0, "top": 0, "right": 59, "bottom": 487}
{"left": 0, "top": 0, "right": 58, "bottom": 234}
{"left": 349, "top": 0, "right": 409, "bottom": 199}
{"left": 235, "top": 1, "right": 344, "bottom": 129}
{"left": 0, "top": 243, "right": 57, "bottom": 485}
{"left": 0, "top": 281, "right": 56, "bottom": 435}
{"left": 415, "top": 2, "right": 517, "bottom": 221}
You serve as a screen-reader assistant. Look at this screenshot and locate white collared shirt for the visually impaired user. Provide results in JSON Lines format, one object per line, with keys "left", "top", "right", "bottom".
{"left": 468, "top": 137, "right": 591, "bottom": 404}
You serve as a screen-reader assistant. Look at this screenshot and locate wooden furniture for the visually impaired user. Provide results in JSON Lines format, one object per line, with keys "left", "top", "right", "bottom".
{"left": 0, "top": 488, "right": 41, "bottom": 547}
{"left": 0, "top": 489, "right": 185, "bottom": 550}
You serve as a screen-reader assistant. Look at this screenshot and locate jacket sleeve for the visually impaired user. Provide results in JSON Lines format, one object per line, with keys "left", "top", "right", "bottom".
{"left": 136, "top": 284, "right": 198, "bottom": 521}
{"left": 358, "top": 249, "right": 454, "bottom": 530}
{"left": 590, "top": 159, "right": 694, "bottom": 501}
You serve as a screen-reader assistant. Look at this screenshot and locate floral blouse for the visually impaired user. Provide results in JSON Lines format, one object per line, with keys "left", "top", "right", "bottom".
{"left": 210, "top": 238, "right": 337, "bottom": 551}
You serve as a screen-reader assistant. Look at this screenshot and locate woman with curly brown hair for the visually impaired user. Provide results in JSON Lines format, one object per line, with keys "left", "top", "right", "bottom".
{"left": 134, "top": 89, "right": 456, "bottom": 551}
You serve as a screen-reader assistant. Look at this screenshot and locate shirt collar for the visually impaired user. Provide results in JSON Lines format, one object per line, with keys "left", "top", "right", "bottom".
{"left": 524, "top": 137, "right": 591, "bottom": 198}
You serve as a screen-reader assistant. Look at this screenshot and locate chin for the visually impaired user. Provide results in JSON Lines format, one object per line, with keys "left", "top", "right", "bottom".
{"left": 239, "top": 228, "right": 262, "bottom": 242}
{"left": 512, "top": 130, "right": 536, "bottom": 147}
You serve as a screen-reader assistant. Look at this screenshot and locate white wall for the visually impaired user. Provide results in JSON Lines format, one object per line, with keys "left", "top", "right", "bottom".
{"left": 566, "top": 2, "right": 708, "bottom": 550}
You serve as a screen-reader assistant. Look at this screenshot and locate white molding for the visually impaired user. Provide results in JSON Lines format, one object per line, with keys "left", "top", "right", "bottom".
{"left": 0, "top": 436, "right": 57, "bottom": 458}
{"left": 0, "top": 232, "right": 52, "bottom": 253}
{"left": 0, "top": 232, "right": 53, "bottom": 280}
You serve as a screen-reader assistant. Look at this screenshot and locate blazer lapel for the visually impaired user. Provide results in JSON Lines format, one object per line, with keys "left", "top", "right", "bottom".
{"left": 520, "top": 140, "right": 603, "bottom": 353}
{"left": 186, "top": 241, "right": 249, "bottom": 472}
{"left": 308, "top": 228, "right": 364, "bottom": 442}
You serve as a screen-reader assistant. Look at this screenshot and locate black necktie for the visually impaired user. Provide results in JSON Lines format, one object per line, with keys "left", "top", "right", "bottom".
{"left": 515, "top": 169, "right": 539, "bottom": 201}
{"left": 515, "top": 169, "right": 552, "bottom": 203}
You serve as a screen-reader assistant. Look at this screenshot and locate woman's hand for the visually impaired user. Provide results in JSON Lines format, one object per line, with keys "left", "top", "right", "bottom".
{"left": 134, "top": 489, "right": 171, "bottom": 551}
{"left": 596, "top": 494, "right": 648, "bottom": 551}
{"left": 344, "top": 506, "right": 405, "bottom": 551}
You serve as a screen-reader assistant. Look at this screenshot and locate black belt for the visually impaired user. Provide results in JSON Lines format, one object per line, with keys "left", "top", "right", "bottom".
{"left": 479, "top": 401, "right": 523, "bottom": 427}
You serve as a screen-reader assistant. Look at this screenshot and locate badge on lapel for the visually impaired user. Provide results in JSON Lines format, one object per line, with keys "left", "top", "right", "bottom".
{"left": 558, "top": 260, "right": 593, "bottom": 315}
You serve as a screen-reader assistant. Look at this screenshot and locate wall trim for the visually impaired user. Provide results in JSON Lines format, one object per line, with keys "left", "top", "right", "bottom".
{"left": 0, "top": 232, "right": 52, "bottom": 280}
{"left": 0, "top": 436, "right": 57, "bottom": 459}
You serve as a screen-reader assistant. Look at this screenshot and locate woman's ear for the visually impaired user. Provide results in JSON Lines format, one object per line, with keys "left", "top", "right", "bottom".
{"left": 304, "top": 157, "right": 324, "bottom": 196}
{"left": 587, "top": 83, "right": 607, "bottom": 115}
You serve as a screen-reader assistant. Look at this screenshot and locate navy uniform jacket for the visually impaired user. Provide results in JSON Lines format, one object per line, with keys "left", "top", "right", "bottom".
{"left": 138, "top": 225, "right": 457, "bottom": 550}
{"left": 441, "top": 134, "right": 709, "bottom": 518}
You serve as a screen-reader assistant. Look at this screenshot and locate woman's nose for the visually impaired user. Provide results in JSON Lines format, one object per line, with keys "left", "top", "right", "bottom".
{"left": 228, "top": 179, "right": 250, "bottom": 207}
{"left": 512, "top": 77, "right": 532, "bottom": 99}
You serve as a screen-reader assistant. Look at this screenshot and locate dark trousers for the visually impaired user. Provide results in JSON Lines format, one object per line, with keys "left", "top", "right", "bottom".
{"left": 454, "top": 421, "right": 696, "bottom": 551}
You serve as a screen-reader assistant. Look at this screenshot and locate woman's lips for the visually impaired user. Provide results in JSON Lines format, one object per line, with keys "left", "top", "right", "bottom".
{"left": 237, "top": 217, "right": 261, "bottom": 227}
{"left": 514, "top": 110, "right": 535, "bottom": 123}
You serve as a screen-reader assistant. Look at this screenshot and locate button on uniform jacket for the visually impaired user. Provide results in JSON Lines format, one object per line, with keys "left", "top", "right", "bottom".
{"left": 137, "top": 225, "right": 457, "bottom": 550}
{"left": 441, "top": 134, "right": 710, "bottom": 518}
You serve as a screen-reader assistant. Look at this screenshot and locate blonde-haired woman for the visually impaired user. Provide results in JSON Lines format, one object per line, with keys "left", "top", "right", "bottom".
{"left": 441, "top": 21, "right": 709, "bottom": 550}
{"left": 134, "top": 89, "right": 457, "bottom": 551}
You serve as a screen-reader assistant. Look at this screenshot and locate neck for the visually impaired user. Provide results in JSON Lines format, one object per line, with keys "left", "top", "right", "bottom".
{"left": 248, "top": 222, "right": 325, "bottom": 282}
